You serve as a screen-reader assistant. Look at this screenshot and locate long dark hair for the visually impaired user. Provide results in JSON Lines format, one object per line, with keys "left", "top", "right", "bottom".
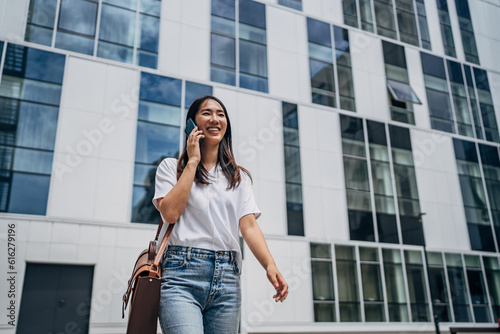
{"left": 177, "top": 95, "right": 251, "bottom": 189}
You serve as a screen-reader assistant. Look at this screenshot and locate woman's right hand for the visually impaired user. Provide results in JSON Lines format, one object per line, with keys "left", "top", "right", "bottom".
{"left": 186, "top": 126, "right": 204, "bottom": 165}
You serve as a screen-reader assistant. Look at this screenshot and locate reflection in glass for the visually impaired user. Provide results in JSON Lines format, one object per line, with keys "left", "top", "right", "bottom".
{"left": 484, "top": 257, "right": 500, "bottom": 320}
{"left": 311, "top": 243, "right": 335, "bottom": 322}
{"left": 383, "top": 249, "right": 409, "bottom": 322}
{"left": 446, "top": 253, "right": 472, "bottom": 322}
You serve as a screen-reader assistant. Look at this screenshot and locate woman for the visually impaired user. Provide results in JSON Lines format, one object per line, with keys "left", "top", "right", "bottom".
{"left": 153, "top": 95, "right": 288, "bottom": 334}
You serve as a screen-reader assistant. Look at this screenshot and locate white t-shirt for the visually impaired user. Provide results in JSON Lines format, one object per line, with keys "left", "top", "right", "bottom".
{"left": 152, "top": 158, "right": 261, "bottom": 270}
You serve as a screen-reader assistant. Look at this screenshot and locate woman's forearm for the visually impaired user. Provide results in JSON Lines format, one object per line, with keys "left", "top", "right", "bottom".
{"left": 240, "top": 215, "right": 276, "bottom": 270}
{"left": 158, "top": 161, "right": 198, "bottom": 224}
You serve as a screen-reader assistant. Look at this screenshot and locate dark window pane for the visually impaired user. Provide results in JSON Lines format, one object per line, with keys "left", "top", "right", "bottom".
{"left": 374, "top": 0, "right": 396, "bottom": 39}
{"left": 140, "top": 0, "right": 161, "bottom": 16}
{"left": 239, "top": 73, "right": 268, "bottom": 93}
{"left": 139, "top": 14, "right": 159, "bottom": 52}
{"left": 239, "top": 0, "right": 266, "bottom": 28}
{"left": 446, "top": 60, "right": 464, "bottom": 84}
{"left": 310, "top": 59, "right": 334, "bottom": 91}
{"left": 400, "top": 215, "right": 425, "bottom": 245}
{"left": 211, "top": 34, "right": 235, "bottom": 69}
{"left": 133, "top": 163, "right": 155, "bottom": 186}
{"left": 239, "top": 40, "right": 267, "bottom": 77}
{"left": 377, "top": 213, "right": 399, "bottom": 243}
{"left": 58, "top": 0, "right": 97, "bottom": 36}
{"left": 287, "top": 202, "right": 304, "bottom": 236}
{"left": 420, "top": 52, "right": 446, "bottom": 78}
{"left": 307, "top": 18, "right": 331, "bottom": 47}
{"left": 348, "top": 210, "right": 375, "bottom": 241}
{"left": 103, "top": 0, "right": 136, "bottom": 10}
{"left": 4, "top": 44, "right": 65, "bottom": 84}
{"left": 16, "top": 102, "right": 59, "bottom": 150}
{"left": 140, "top": 72, "right": 182, "bottom": 106}
{"left": 389, "top": 125, "right": 412, "bottom": 150}
{"left": 312, "top": 261, "right": 335, "bottom": 300}
{"left": 311, "top": 243, "right": 331, "bottom": 259}
{"left": 284, "top": 146, "right": 301, "bottom": 183}
{"left": 27, "top": 0, "right": 57, "bottom": 28}
{"left": 382, "top": 40, "right": 407, "bottom": 68}
{"left": 453, "top": 138, "right": 478, "bottom": 162}
{"left": 185, "top": 82, "right": 213, "bottom": 108}
{"left": 341, "top": 115, "right": 364, "bottom": 141}
{"left": 283, "top": 102, "right": 299, "bottom": 129}
{"left": 137, "top": 50, "right": 157, "bottom": 69}
{"left": 8, "top": 172, "right": 50, "bottom": 214}
{"left": 211, "top": 66, "right": 236, "bottom": 86}
{"left": 138, "top": 101, "right": 181, "bottom": 126}
{"left": 361, "top": 264, "right": 383, "bottom": 301}
{"left": 333, "top": 26, "right": 349, "bottom": 52}
{"left": 131, "top": 184, "right": 158, "bottom": 223}
{"left": 25, "top": 25, "right": 53, "bottom": 46}
{"left": 135, "top": 122, "right": 180, "bottom": 164}
{"left": 212, "top": 0, "right": 235, "bottom": 20}
{"left": 314, "top": 303, "right": 335, "bottom": 322}
{"left": 55, "top": 31, "right": 95, "bottom": 55}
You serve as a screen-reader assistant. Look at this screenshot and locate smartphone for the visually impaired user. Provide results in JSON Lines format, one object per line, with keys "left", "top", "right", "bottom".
{"left": 184, "top": 118, "right": 196, "bottom": 137}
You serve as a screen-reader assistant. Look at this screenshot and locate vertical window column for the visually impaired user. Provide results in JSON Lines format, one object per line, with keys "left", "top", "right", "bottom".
{"left": 445, "top": 253, "right": 473, "bottom": 322}
{"left": 389, "top": 125, "right": 424, "bottom": 246}
{"left": 415, "top": 0, "right": 431, "bottom": 50}
{"left": 334, "top": 27, "right": 356, "bottom": 112}
{"left": 453, "top": 139, "right": 495, "bottom": 252}
{"left": 336, "top": 245, "right": 361, "bottom": 321}
{"left": 483, "top": 256, "right": 500, "bottom": 320}
{"left": 343, "top": 0, "right": 359, "bottom": 28}
{"left": 383, "top": 41, "right": 421, "bottom": 125}
{"left": 0, "top": 44, "right": 65, "bottom": 215}
{"left": 464, "top": 255, "right": 492, "bottom": 322}
{"left": 367, "top": 120, "right": 399, "bottom": 243}
{"left": 340, "top": 115, "right": 375, "bottom": 242}
{"left": 210, "top": 0, "right": 236, "bottom": 86}
{"left": 311, "top": 243, "right": 336, "bottom": 322}
{"left": 282, "top": 102, "right": 304, "bottom": 236}
{"left": 454, "top": 0, "right": 479, "bottom": 64}
{"left": 426, "top": 252, "right": 452, "bottom": 322}
{"left": 446, "top": 60, "right": 474, "bottom": 138}
{"left": 395, "top": 0, "right": 418, "bottom": 46}
{"left": 479, "top": 144, "right": 500, "bottom": 250}
{"left": 374, "top": 0, "right": 397, "bottom": 39}
{"left": 474, "top": 68, "right": 500, "bottom": 143}
{"left": 404, "top": 250, "right": 430, "bottom": 321}
{"left": 421, "top": 52, "right": 455, "bottom": 134}
{"left": 436, "top": 0, "right": 456, "bottom": 58}
{"left": 25, "top": 0, "right": 57, "bottom": 46}
{"left": 132, "top": 73, "right": 182, "bottom": 223}
{"left": 383, "top": 249, "right": 409, "bottom": 321}
{"left": 464, "top": 65, "right": 484, "bottom": 140}
{"left": 360, "top": 247, "right": 386, "bottom": 321}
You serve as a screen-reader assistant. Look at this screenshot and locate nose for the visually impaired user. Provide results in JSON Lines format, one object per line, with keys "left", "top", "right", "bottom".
{"left": 209, "top": 113, "right": 218, "bottom": 123}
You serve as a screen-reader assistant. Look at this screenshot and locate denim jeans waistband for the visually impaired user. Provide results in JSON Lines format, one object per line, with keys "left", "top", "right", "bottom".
{"left": 166, "top": 245, "right": 237, "bottom": 263}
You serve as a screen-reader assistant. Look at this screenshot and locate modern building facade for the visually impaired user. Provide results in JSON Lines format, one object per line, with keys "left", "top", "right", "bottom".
{"left": 0, "top": 0, "right": 500, "bottom": 333}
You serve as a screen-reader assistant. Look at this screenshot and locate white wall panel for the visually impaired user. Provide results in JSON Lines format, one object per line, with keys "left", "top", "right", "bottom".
{"left": 0, "top": 0, "right": 28, "bottom": 42}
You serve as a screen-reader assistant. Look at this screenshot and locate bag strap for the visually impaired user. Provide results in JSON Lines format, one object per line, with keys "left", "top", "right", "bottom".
{"left": 152, "top": 222, "right": 174, "bottom": 270}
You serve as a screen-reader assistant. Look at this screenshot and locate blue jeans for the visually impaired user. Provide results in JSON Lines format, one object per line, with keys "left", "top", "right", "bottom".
{"left": 159, "top": 246, "right": 241, "bottom": 334}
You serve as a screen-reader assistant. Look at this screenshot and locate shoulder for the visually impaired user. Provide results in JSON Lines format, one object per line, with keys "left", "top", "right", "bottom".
{"left": 238, "top": 168, "right": 253, "bottom": 187}
{"left": 157, "top": 158, "right": 178, "bottom": 175}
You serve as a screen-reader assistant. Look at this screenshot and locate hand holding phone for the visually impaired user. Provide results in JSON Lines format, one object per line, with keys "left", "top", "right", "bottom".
{"left": 185, "top": 118, "right": 196, "bottom": 137}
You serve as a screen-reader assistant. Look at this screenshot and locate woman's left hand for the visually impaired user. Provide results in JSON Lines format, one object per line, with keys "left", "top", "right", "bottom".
{"left": 266, "top": 264, "right": 288, "bottom": 303}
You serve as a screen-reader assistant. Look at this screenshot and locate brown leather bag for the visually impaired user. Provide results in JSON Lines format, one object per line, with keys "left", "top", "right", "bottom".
{"left": 122, "top": 221, "right": 174, "bottom": 334}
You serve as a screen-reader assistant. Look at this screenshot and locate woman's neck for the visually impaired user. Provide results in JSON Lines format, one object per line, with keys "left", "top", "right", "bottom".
{"left": 200, "top": 142, "right": 219, "bottom": 169}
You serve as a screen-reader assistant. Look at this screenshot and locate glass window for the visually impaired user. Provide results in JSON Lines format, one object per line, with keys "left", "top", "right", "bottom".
{"left": 239, "top": 0, "right": 265, "bottom": 29}
{"left": 0, "top": 44, "right": 64, "bottom": 215}
{"left": 374, "top": 0, "right": 397, "bottom": 39}
{"left": 484, "top": 257, "right": 500, "bottom": 320}
{"left": 307, "top": 18, "right": 332, "bottom": 47}
{"left": 404, "top": 251, "right": 430, "bottom": 321}
{"left": 239, "top": 40, "right": 267, "bottom": 77}
{"left": 212, "top": 0, "right": 235, "bottom": 20}
{"left": 278, "top": 0, "right": 302, "bottom": 10}
{"left": 139, "top": 73, "right": 182, "bottom": 106}
{"left": 360, "top": 247, "right": 385, "bottom": 321}
{"left": 185, "top": 82, "right": 213, "bottom": 109}
{"left": 311, "top": 243, "right": 335, "bottom": 322}
{"left": 25, "top": 0, "right": 58, "bottom": 46}
{"left": 343, "top": 0, "right": 358, "bottom": 28}
{"left": 465, "top": 255, "right": 491, "bottom": 322}
{"left": 387, "top": 79, "right": 421, "bottom": 104}
{"left": 426, "top": 252, "right": 452, "bottom": 322}
{"left": 383, "top": 249, "right": 409, "bottom": 322}
{"left": 336, "top": 245, "right": 361, "bottom": 322}
{"left": 446, "top": 253, "right": 472, "bottom": 322}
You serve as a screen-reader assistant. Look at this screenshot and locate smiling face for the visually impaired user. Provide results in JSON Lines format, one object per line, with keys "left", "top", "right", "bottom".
{"left": 194, "top": 98, "right": 227, "bottom": 146}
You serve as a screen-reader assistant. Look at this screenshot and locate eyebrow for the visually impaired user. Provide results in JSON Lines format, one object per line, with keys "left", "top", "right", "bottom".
{"left": 200, "top": 108, "right": 224, "bottom": 113}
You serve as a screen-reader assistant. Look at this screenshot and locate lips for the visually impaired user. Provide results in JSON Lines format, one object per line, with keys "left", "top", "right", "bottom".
{"left": 206, "top": 127, "right": 220, "bottom": 133}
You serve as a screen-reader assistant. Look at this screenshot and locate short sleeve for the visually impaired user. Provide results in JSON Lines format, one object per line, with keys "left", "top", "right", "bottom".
{"left": 152, "top": 158, "right": 178, "bottom": 210}
{"left": 238, "top": 173, "right": 261, "bottom": 220}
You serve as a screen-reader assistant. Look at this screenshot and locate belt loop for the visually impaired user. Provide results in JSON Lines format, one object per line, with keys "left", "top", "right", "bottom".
{"left": 230, "top": 251, "right": 234, "bottom": 263}
{"left": 187, "top": 247, "right": 191, "bottom": 261}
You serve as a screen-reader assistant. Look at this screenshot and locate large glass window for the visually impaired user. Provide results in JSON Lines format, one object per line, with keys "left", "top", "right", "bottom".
{"left": 479, "top": 144, "right": 500, "bottom": 250}
{"left": 0, "top": 43, "right": 65, "bottom": 215}
{"left": 336, "top": 245, "right": 361, "bottom": 321}
{"left": 446, "top": 59, "right": 474, "bottom": 138}
{"left": 427, "top": 252, "right": 452, "bottom": 322}
{"left": 383, "top": 41, "right": 421, "bottom": 125}
{"left": 465, "top": 255, "right": 491, "bottom": 322}
{"left": 383, "top": 249, "right": 409, "bottom": 321}
{"left": 484, "top": 256, "right": 500, "bottom": 320}
{"left": 307, "top": 18, "right": 355, "bottom": 111}
{"left": 389, "top": 125, "right": 424, "bottom": 246}
{"left": 24, "top": 0, "right": 161, "bottom": 68}
{"left": 445, "top": 253, "right": 472, "bottom": 322}
{"left": 210, "top": 0, "right": 268, "bottom": 93}
{"left": 360, "top": 247, "right": 385, "bottom": 321}
{"left": 421, "top": 52, "right": 455, "bottom": 134}
{"left": 340, "top": 115, "right": 374, "bottom": 241}
{"left": 454, "top": 0, "right": 479, "bottom": 64}
{"left": 132, "top": 73, "right": 212, "bottom": 223}
{"left": 374, "top": 0, "right": 397, "bottom": 39}
{"left": 474, "top": 68, "right": 499, "bottom": 143}
{"left": 464, "top": 65, "right": 484, "bottom": 140}
{"left": 436, "top": 0, "right": 456, "bottom": 58}
{"left": 404, "top": 250, "right": 430, "bottom": 321}
{"left": 283, "top": 102, "right": 304, "bottom": 236}
{"left": 367, "top": 121, "right": 398, "bottom": 243}
{"left": 453, "top": 139, "right": 495, "bottom": 252}
{"left": 311, "top": 243, "right": 335, "bottom": 322}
